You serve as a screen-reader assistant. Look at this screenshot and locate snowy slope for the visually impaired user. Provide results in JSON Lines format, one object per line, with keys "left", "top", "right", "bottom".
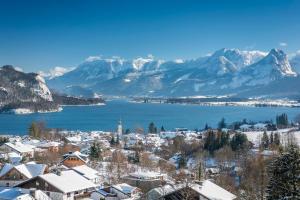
{"left": 47, "top": 48, "right": 299, "bottom": 98}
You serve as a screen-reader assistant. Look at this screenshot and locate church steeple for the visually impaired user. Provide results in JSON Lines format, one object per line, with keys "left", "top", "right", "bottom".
{"left": 117, "top": 119, "right": 122, "bottom": 136}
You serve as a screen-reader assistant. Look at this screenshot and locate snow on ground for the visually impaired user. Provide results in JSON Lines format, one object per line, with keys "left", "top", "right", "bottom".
{"left": 242, "top": 128, "right": 300, "bottom": 147}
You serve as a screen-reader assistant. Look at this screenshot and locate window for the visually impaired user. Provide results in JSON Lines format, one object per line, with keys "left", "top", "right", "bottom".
{"left": 67, "top": 193, "right": 71, "bottom": 197}
{"left": 36, "top": 181, "right": 39, "bottom": 186}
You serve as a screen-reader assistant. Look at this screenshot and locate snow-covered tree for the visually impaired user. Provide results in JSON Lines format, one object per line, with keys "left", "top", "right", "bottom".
{"left": 266, "top": 145, "right": 300, "bottom": 200}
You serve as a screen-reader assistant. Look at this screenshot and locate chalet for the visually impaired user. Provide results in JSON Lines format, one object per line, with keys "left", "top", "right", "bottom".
{"left": 60, "top": 151, "right": 88, "bottom": 168}
{"left": 147, "top": 180, "right": 237, "bottom": 200}
{"left": 16, "top": 170, "right": 96, "bottom": 200}
{"left": 0, "top": 162, "right": 48, "bottom": 187}
{"left": 0, "top": 142, "right": 35, "bottom": 158}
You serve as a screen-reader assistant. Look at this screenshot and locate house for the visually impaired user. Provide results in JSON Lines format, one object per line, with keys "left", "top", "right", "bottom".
{"left": 0, "top": 187, "right": 34, "bottom": 200}
{"left": 0, "top": 142, "right": 35, "bottom": 158}
{"left": 91, "top": 188, "right": 117, "bottom": 200}
{"left": 91, "top": 183, "right": 141, "bottom": 200}
{"left": 0, "top": 187, "right": 51, "bottom": 200}
{"left": 253, "top": 123, "right": 268, "bottom": 131}
{"left": 60, "top": 151, "right": 88, "bottom": 168}
{"left": 0, "top": 152, "right": 22, "bottom": 165}
{"left": 71, "top": 165, "right": 100, "bottom": 185}
{"left": 239, "top": 124, "right": 252, "bottom": 132}
{"left": 111, "top": 183, "right": 141, "bottom": 199}
{"left": 0, "top": 162, "right": 48, "bottom": 187}
{"left": 16, "top": 170, "right": 96, "bottom": 200}
{"left": 122, "top": 171, "right": 166, "bottom": 193}
{"left": 38, "top": 141, "right": 61, "bottom": 153}
{"left": 147, "top": 180, "right": 237, "bottom": 200}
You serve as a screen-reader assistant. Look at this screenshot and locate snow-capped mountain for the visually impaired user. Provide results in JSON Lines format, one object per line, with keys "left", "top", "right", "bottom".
{"left": 290, "top": 52, "right": 300, "bottom": 74}
{"left": 47, "top": 48, "right": 300, "bottom": 98}
{"left": 0, "top": 65, "right": 105, "bottom": 113}
{"left": 0, "top": 65, "right": 60, "bottom": 113}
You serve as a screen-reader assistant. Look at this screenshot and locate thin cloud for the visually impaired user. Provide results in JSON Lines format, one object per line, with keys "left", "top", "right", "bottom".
{"left": 279, "top": 42, "right": 288, "bottom": 47}
{"left": 85, "top": 56, "right": 102, "bottom": 62}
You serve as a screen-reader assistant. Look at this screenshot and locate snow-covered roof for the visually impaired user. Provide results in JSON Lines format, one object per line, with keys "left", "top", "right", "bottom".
{"left": 129, "top": 170, "right": 165, "bottom": 180}
{"left": 38, "top": 141, "right": 61, "bottom": 148}
{"left": 112, "top": 183, "right": 137, "bottom": 195}
{"left": 72, "top": 165, "right": 99, "bottom": 180}
{"left": 253, "top": 123, "right": 267, "bottom": 128}
{"left": 0, "top": 162, "right": 47, "bottom": 179}
{"left": 39, "top": 170, "right": 96, "bottom": 193}
{"left": 149, "top": 180, "right": 236, "bottom": 200}
{"left": 191, "top": 180, "right": 236, "bottom": 200}
{"left": 240, "top": 124, "right": 252, "bottom": 129}
{"left": 62, "top": 151, "right": 88, "bottom": 163}
{"left": 0, "top": 187, "right": 34, "bottom": 200}
{"left": 4, "top": 142, "right": 34, "bottom": 153}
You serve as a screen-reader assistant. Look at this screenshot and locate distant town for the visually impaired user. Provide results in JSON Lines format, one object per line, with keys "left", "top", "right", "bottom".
{"left": 0, "top": 113, "right": 299, "bottom": 200}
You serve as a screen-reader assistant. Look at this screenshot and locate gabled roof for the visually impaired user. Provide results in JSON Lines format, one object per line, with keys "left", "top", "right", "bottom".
{"left": 61, "top": 151, "right": 88, "bottom": 164}
{"left": 149, "top": 180, "right": 236, "bottom": 200}
{"left": 38, "top": 170, "right": 96, "bottom": 193}
{"left": 72, "top": 165, "right": 99, "bottom": 180}
{"left": 0, "top": 162, "right": 47, "bottom": 179}
{"left": 191, "top": 180, "right": 236, "bottom": 200}
{"left": 4, "top": 142, "right": 34, "bottom": 153}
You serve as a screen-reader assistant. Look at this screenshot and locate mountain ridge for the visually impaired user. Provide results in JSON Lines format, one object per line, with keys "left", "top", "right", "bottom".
{"left": 46, "top": 48, "right": 299, "bottom": 99}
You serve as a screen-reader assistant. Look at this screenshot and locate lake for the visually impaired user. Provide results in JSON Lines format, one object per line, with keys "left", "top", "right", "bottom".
{"left": 1, "top": 100, "right": 300, "bottom": 135}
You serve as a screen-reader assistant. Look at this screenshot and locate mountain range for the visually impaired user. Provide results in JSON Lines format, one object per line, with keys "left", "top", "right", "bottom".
{"left": 47, "top": 48, "right": 300, "bottom": 99}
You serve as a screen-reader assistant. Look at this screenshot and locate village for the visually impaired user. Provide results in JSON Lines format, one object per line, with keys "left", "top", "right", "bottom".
{"left": 0, "top": 114, "right": 299, "bottom": 200}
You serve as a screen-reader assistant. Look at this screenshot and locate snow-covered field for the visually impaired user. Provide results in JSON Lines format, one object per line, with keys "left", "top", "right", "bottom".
{"left": 242, "top": 128, "right": 300, "bottom": 147}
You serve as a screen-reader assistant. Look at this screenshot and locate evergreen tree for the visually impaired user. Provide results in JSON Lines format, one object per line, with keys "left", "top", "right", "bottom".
{"left": 204, "top": 130, "right": 216, "bottom": 153}
{"left": 89, "top": 142, "right": 102, "bottom": 160}
{"left": 116, "top": 134, "right": 120, "bottom": 145}
{"left": 261, "top": 131, "right": 269, "bottom": 149}
{"left": 160, "top": 126, "right": 165, "bottom": 132}
{"left": 230, "top": 132, "right": 248, "bottom": 151}
{"left": 110, "top": 135, "right": 115, "bottom": 145}
{"left": 274, "top": 133, "right": 280, "bottom": 146}
{"left": 270, "top": 132, "right": 274, "bottom": 145}
{"left": 204, "top": 123, "right": 209, "bottom": 130}
{"left": 148, "top": 122, "right": 157, "bottom": 134}
{"left": 124, "top": 128, "right": 130, "bottom": 135}
{"left": 276, "top": 113, "right": 289, "bottom": 128}
{"left": 218, "top": 118, "right": 226, "bottom": 130}
{"left": 266, "top": 145, "right": 300, "bottom": 200}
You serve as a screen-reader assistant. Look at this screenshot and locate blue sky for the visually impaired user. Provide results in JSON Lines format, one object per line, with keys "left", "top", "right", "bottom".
{"left": 0, "top": 0, "right": 299, "bottom": 72}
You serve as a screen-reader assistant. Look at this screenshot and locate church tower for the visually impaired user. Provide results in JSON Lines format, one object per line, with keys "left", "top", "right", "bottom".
{"left": 117, "top": 119, "right": 122, "bottom": 136}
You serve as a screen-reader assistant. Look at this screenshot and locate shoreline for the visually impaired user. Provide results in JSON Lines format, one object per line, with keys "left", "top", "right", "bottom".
{"left": 130, "top": 99, "right": 300, "bottom": 108}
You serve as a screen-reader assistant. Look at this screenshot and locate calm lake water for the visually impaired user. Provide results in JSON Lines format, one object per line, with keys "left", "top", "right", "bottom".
{"left": 1, "top": 100, "right": 300, "bottom": 135}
